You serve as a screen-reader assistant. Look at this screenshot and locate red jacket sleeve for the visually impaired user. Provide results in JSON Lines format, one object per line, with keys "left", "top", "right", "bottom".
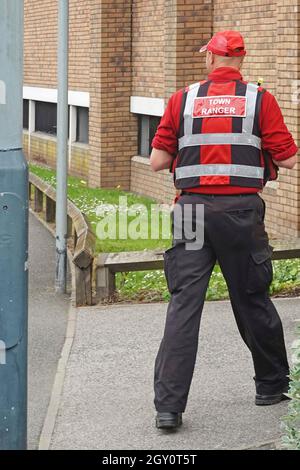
{"left": 151, "top": 89, "right": 183, "bottom": 158}
{"left": 260, "top": 91, "right": 298, "bottom": 161}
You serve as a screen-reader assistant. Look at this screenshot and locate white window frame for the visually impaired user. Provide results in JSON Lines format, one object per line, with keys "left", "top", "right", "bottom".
{"left": 23, "top": 86, "right": 90, "bottom": 165}
{"left": 23, "top": 86, "right": 89, "bottom": 107}
{"left": 130, "top": 96, "right": 164, "bottom": 117}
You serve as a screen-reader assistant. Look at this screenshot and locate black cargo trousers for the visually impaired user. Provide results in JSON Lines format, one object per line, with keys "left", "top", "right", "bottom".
{"left": 154, "top": 193, "right": 289, "bottom": 413}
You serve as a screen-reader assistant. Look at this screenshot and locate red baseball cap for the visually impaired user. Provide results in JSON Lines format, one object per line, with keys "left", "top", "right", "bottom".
{"left": 200, "top": 31, "right": 246, "bottom": 57}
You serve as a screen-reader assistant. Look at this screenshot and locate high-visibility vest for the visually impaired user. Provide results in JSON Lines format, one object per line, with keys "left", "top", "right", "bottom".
{"left": 172, "top": 79, "right": 277, "bottom": 189}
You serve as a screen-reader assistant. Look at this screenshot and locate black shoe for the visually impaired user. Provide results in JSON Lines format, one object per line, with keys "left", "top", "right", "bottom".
{"left": 155, "top": 412, "right": 182, "bottom": 429}
{"left": 255, "top": 390, "right": 290, "bottom": 406}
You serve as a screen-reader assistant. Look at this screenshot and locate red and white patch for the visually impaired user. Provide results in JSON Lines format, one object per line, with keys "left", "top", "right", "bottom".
{"left": 193, "top": 95, "right": 247, "bottom": 118}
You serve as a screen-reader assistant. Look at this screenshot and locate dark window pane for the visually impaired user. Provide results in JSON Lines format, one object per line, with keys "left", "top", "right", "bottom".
{"left": 35, "top": 101, "right": 57, "bottom": 135}
{"left": 76, "top": 107, "right": 89, "bottom": 144}
{"left": 138, "top": 115, "right": 149, "bottom": 157}
{"left": 23, "top": 99, "right": 29, "bottom": 130}
{"left": 138, "top": 115, "right": 161, "bottom": 157}
{"left": 138, "top": 115, "right": 142, "bottom": 155}
{"left": 149, "top": 116, "right": 161, "bottom": 155}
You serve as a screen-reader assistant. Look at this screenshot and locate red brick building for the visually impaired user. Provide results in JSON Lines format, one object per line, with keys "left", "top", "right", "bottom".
{"left": 23, "top": 0, "right": 300, "bottom": 238}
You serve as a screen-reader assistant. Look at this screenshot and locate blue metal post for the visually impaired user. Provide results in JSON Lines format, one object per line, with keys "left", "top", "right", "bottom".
{"left": 0, "top": 0, "right": 28, "bottom": 450}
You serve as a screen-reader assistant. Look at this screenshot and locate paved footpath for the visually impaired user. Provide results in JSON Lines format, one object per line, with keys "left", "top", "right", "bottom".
{"left": 28, "top": 214, "right": 69, "bottom": 449}
{"left": 49, "top": 297, "right": 299, "bottom": 450}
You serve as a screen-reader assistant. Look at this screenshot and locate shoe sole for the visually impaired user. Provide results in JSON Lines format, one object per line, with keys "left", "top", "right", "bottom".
{"left": 255, "top": 394, "right": 290, "bottom": 406}
{"left": 156, "top": 417, "right": 182, "bottom": 430}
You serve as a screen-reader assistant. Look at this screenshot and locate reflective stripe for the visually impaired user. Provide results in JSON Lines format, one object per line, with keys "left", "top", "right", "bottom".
{"left": 243, "top": 83, "right": 258, "bottom": 134}
{"left": 178, "top": 133, "right": 261, "bottom": 150}
{"left": 184, "top": 83, "right": 200, "bottom": 137}
{"left": 175, "top": 164, "right": 264, "bottom": 180}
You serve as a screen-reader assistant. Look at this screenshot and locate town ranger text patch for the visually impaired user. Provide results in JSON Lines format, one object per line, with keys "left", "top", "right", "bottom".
{"left": 193, "top": 96, "right": 247, "bottom": 118}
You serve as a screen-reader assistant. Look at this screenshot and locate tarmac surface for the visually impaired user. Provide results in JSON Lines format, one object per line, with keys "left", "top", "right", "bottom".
{"left": 28, "top": 214, "right": 69, "bottom": 449}
{"left": 49, "top": 297, "right": 299, "bottom": 450}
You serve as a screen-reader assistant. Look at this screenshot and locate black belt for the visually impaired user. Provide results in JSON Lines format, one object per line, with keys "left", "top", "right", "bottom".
{"left": 181, "top": 191, "right": 259, "bottom": 197}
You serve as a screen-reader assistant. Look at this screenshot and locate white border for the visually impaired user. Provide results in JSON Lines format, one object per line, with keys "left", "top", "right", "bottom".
{"left": 193, "top": 95, "right": 247, "bottom": 118}
{"left": 130, "top": 96, "right": 165, "bottom": 117}
{"left": 23, "top": 86, "right": 89, "bottom": 108}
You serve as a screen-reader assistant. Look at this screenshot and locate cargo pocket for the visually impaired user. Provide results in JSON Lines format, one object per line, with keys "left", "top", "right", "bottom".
{"left": 163, "top": 246, "right": 178, "bottom": 294}
{"left": 246, "top": 245, "right": 273, "bottom": 294}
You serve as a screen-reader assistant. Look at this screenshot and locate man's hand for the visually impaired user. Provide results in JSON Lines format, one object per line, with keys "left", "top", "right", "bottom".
{"left": 150, "top": 148, "right": 174, "bottom": 172}
{"left": 273, "top": 154, "right": 297, "bottom": 169}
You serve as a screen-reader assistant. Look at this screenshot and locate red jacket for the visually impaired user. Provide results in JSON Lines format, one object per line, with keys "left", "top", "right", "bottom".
{"left": 152, "top": 67, "right": 298, "bottom": 195}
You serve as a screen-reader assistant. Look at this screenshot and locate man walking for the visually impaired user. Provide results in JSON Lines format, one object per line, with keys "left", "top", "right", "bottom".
{"left": 150, "top": 30, "right": 298, "bottom": 430}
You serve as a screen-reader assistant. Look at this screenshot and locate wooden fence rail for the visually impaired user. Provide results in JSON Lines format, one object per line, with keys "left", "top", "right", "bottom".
{"left": 96, "top": 240, "right": 300, "bottom": 301}
{"left": 29, "top": 173, "right": 95, "bottom": 306}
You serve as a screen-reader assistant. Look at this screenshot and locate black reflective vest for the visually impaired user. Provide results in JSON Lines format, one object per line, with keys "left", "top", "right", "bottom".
{"left": 172, "top": 80, "right": 278, "bottom": 189}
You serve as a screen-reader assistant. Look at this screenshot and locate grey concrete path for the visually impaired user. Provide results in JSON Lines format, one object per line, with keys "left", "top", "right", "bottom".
{"left": 28, "top": 214, "right": 69, "bottom": 449}
{"left": 50, "top": 297, "right": 299, "bottom": 450}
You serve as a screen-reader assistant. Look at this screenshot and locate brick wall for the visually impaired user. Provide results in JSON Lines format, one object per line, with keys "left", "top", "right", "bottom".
{"left": 132, "top": 0, "right": 165, "bottom": 98}
{"left": 131, "top": 156, "right": 175, "bottom": 203}
{"left": 89, "top": 0, "right": 137, "bottom": 190}
{"left": 28, "top": 133, "right": 57, "bottom": 168}
{"left": 175, "top": 0, "right": 213, "bottom": 91}
{"left": 23, "top": 133, "right": 29, "bottom": 157}
{"left": 131, "top": 0, "right": 213, "bottom": 99}
{"left": 24, "top": 133, "right": 89, "bottom": 181}
{"left": 213, "top": 1, "right": 277, "bottom": 90}
{"left": 24, "top": 0, "right": 90, "bottom": 91}
{"left": 271, "top": 1, "right": 300, "bottom": 237}
{"left": 69, "top": 144, "right": 89, "bottom": 180}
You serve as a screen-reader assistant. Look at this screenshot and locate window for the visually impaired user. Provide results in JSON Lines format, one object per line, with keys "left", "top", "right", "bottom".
{"left": 76, "top": 107, "right": 89, "bottom": 144}
{"left": 35, "top": 101, "right": 57, "bottom": 135}
{"left": 23, "top": 99, "right": 29, "bottom": 130}
{"left": 138, "top": 115, "right": 161, "bottom": 157}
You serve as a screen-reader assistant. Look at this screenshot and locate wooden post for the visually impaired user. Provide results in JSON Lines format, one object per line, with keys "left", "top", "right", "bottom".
{"left": 45, "top": 196, "right": 56, "bottom": 223}
{"left": 75, "top": 263, "right": 93, "bottom": 306}
{"left": 34, "top": 187, "right": 43, "bottom": 212}
{"left": 96, "top": 254, "right": 116, "bottom": 301}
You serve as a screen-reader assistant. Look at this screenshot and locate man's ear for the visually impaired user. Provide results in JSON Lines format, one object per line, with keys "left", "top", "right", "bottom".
{"left": 206, "top": 51, "right": 213, "bottom": 67}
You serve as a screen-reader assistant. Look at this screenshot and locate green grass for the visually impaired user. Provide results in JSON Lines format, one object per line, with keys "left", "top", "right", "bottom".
{"left": 115, "top": 259, "right": 300, "bottom": 303}
{"left": 30, "top": 163, "right": 300, "bottom": 303}
{"left": 29, "top": 163, "right": 171, "bottom": 253}
{"left": 115, "top": 264, "right": 230, "bottom": 303}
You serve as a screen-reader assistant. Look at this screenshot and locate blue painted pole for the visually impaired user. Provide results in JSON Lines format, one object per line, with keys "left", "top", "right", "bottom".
{"left": 0, "top": 0, "right": 28, "bottom": 450}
